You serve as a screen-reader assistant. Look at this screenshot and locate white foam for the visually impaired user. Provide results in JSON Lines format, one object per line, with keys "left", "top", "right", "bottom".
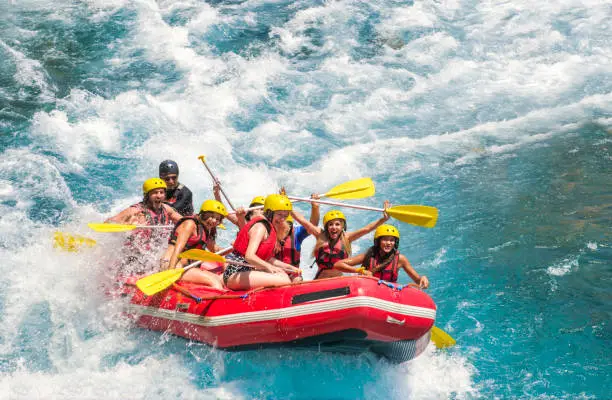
{"left": 0, "top": 354, "right": 241, "bottom": 400}
{"left": 0, "top": 39, "right": 55, "bottom": 102}
{"left": 546, "top": 256, "right": 579, "bottom": 276}
{"left": 367, "top": 346, "right": 478, "bottom": 400}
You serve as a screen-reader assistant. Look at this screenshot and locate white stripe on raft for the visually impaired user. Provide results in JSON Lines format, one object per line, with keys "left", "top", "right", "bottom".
{"left": 126, "top": 296, "right": 437, "bottom": 327}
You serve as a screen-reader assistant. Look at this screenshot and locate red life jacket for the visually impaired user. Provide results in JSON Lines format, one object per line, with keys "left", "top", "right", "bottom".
{"left": 363, "top": 249, "right": 401, "bottom": 282}
{"left": 233, "top": 216, "right": 277, "bottom": 261}
{"left": 124, "top": 202, "right": 170, "bottom": 251}
{"left": 169, "top": 216, "right": 215, "bottom": 250}
{"left": 277, "top": 226, "right": 300, "bottom": 267}
{"left": 315, "top": 237, "right": 347, "bottom": 271}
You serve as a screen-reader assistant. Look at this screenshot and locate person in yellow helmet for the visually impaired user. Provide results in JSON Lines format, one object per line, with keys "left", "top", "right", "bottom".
{"left": 105, "top": 178, "right": 182, "bottom": 274}
{"left": 223, "top": 194, "right": 301, "bottom": 290}
{"left": 245, "top": 195, "right": 266, "bottom": 222}
{"left": 275, "top": 193, "right": 321, "bottom": 272}
{"left": 158, "top": 200, "right": 230, "bottom": 289}
{"left": 290, "top": 200, "right": 391, "bottom": 279}
{"left": 106, "top": 178, "right": 182, "bottom": 226}
{"left": 332, "top": 224, "right": 429, "bottom": 288}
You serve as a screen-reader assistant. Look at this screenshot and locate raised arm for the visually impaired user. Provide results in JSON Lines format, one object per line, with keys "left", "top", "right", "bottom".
{"left": 291, "top": 209, "right": 322, "bottom": 237}
{"left": 213, "top": 182, "right": 243, "bottom": 227}
{"left": 309, "top": 193, "right": 321, "bottom": 226}
{"left": 346, "top": 200, "right": 391, "bottom": 242}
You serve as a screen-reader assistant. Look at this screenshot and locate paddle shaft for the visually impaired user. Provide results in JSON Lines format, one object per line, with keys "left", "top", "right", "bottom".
{"left": 227, "top": 204, "right": 263, "bottom": 215}
{"left": 198, "top": 155, "right": 236, "bottom": 211}
{"left": 130, "top": 225, "right": 173, "bottom": 229}
{"left": 180, "top": 259, "right": 204, "bottom": 274}
{"left": 224, "top": 179, "right": 374, "bottom": 214}
{"left": 287, "top": 196, "right": 385, "bottom": 213}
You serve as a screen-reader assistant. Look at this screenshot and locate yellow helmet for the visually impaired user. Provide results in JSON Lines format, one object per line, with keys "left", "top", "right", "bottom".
{"left": 143, "top": 178, "right": 167, "bottom": 194}
{"left": 264, "top": 194, "right": 292, "bottom": 212}
{"left": 249, "top": 196, "right": 266, "bottom": 207}
{"left": 199, "top": 200, "right": 228, "bottom": 217}
{"left": 323, "top": 210, "right": 346, "bottom": 226}
{"left": 374, "top": 224, "right": 400, "bottom": 240}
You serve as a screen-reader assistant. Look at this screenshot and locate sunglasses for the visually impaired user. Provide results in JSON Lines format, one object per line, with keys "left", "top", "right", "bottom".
{"left": 161, "top": 175, "right": 178, "bottom": 182}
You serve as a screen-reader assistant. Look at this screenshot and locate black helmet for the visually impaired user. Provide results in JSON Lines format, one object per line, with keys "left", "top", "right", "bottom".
{"left": 159, "top": 160, "right": 179, "bottom": 176}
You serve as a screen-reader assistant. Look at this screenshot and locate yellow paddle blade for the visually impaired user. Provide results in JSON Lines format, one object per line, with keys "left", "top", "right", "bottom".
{"left": 53, "top": 232, "right": 97, "bottom": 252}
{"left": 88, "top": 223, "right": 137, "bottom": 232}
{"left": 323, "top": 178, "right": 375, "bottom": 200}
{"left": 179, "top": 249, "right": 227, "bottom": 263}
{"left": 430, "top": 326, "right": 456, "bottom": 349}
{"left": 136, "top": 268, "right": 185, "bottom": 296}
{"left": 217, "top": 224, "right": 227, "bottom": 230}
{"left": 387, "top": 205, "right": 438, "bottom": 228}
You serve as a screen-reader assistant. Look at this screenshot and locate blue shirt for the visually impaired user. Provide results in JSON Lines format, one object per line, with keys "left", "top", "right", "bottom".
{"left": 293, "top": 225, "right": 310, "bottom": 252}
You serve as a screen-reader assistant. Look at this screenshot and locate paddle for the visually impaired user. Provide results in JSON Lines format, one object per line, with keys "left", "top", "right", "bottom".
{"left": 198, "top": 155, "right": 236, "bottom": 211}
{"left": 183, "top": 249, "right": 300, "bottom": 274}
{"left": 135, "top": 246, "right": 232, "bottom": 296}
{"left": 430, "top": 326, "right": 456, "bottom": 349}
{"left": 320, "top": 177, "right": 375, "bottom": 200}
{"left": 88, "top": 223, "right": 173, "bottom": 233}
{"left": 225, "top": 178, "right": 376, "bottom": 216}
{"left": 286, "top": 197, "right": 438, "bottom": 228}
{"left": 53, "top": 232, "right": 97, "bottom": 252}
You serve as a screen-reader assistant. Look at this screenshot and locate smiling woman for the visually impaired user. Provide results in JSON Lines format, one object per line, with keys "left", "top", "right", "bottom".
{"left": 158, "top": 199, "right": 228, "bottom": 289}
{"left": 289, "top": 203, "right": 391, "bottom": 280}
{"left": 223, "top": 194, "right": 301, "bottom": 290}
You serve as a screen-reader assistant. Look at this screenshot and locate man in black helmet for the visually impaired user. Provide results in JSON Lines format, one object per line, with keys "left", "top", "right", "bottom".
{"left": 159, "top": 160, "right": 194, "bottom": 216}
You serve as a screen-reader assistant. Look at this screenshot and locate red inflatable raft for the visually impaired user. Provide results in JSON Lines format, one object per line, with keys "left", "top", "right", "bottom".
{"left": 123, "top": 275, "right": 436, "bottom": 363}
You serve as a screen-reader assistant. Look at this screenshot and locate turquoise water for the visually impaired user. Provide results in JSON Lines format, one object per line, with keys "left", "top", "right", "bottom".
{"left": 1, "top": 0, "right": 610, "bottom": 398}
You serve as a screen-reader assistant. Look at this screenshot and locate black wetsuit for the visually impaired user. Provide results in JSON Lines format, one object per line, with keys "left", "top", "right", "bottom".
{"left": 165, "top": 183, "right": 194, "bottom": 216}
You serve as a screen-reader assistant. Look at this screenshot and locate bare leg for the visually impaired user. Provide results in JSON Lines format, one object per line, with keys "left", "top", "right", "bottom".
{"left": 182, "top": 268, "right": 224, "bottom": 290}
{"left": 226, "top": 270, "right": 291, "bottom": 291}
{"left": 315, "top": 269, "right": 343, "bottom": 280}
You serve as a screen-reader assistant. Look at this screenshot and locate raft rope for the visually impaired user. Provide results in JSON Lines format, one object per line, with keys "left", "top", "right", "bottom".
{"left": 377, "top": 280, "right": 421, "bottom": 291}
{"left": 170, "top": 284, "right": 268, "bottom": 303}
{"left": 377, "top": 279, "right": 405, "bottom": 291}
